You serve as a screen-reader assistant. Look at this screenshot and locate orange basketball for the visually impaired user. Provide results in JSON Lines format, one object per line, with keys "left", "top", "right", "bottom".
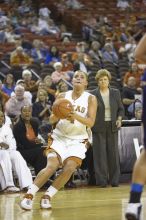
{"left": 52, "top": 98, "right": 73, "bottom": 119}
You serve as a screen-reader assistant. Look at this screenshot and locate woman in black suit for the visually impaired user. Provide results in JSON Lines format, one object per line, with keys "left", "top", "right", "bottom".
{"left": 13, "top": 105, "right": 47, "bottom": 175}
{"left": 91, "top": 69, "right": 124, "bottom": 187}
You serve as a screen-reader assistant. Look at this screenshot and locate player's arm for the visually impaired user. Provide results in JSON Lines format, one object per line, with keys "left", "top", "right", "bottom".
{"left": 135, "top": 34, "right": 146, "bottom": 63}
{"left": 49, "top": 93, "right": 65, "bottom": 125}
{"left": 69, "top": 94, "right": 97, "bottom": 128}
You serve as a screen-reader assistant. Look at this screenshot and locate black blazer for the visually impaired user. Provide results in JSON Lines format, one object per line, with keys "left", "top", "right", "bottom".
{"left": 91, "top": 87, "right": 124, "bottom": 133}
{"left": 13, "top": 116, "right": 42, "bottom": 150}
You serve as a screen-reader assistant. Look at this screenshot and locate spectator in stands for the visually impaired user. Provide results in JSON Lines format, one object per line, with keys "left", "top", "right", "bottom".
{"left": 82, "top": 13, "right": 98, "bottom": 41}
{"left": 119, "top": 22, "right": 130, "bottom": 43}
{"left": 122, "top": 76, "right": 142, "bottom": 119}
{"left": 32, "top": 89, "right": 51, "bottom": 122}
{"left": 0, "top": 110, "right": 33, "bottom": 192}
{"left": 91, "top": 69, "right": 124, "bottom": 187}
{"left": 125, "top": 36, "right": 136, "bottom": 62}
{"left": 11, "top": 79, "right": 32, "bottom": 104}
{"left": 131, "top": 105, "right": 142, "bottom": 120}
{"left": 0, "top": 11, "right": 10, "bottom": 28}
{"left": 123, "top": 62, "right": 143, "bottom": 89}
{"left": 13, "top": 105, "right": 47, "bottom": 175}
{"left": 32, "top": 89, "right": 52, "bottom": 142}
{"left": 31, "top": 39, "right": 48, "bottom": 64}
{"left": 47, "top": 19, "right": 60, "bottom": 36}
{"left": 29, "top": 18, "right": 40, "bottom": 35}
{"left": 0, "top": 79, "right": 9, "bottom": 110}
{"left": 51, "top": 62, "right": 70, "bottom": 84}
{"left": 17, "top": 1, "right": 31, "bottom": 15}
{"left": 73, "top": 52, "right": 93, "bottom": 75}
{"left": 5, "top": 85, "right": 30, "bottom": 119}
{"left": 39, "top": 4, "right": 51, "bottom": 18}
{"left": 38, "top": 15, "right": 49, "bottom": 35}
{"left": 66, "top": 0, "right": 84, "bottom": 9}
{"left": 3, "top": 25, "right": 17, "bottom": 43}
{"left": 43, "top": 75, "right": 56, "bottom": 104}
{"left": 0, "top": 7, "right": 5, "bottom": 16}
{"left": 60, "top": 24, "right": 72, "bottom": 41}
{"left": 45, "top": 45, "right": 61, "bottom": 66}
{"left": 38, "top": 16, "right": 60, "bottom": 36}
{"left": 61, "top": 53, "right": 73, "bottom": 72}
{"left": 0, "top": 151, "right": 20, "bottom": 193}
{"left": 88, "top": 40, "right": 103, "bottom": 66}
{"left": 32, "top": 79, "right": 55, "bottom": 105}
{"left": 117, "top": 0, "right": 130, "bottom": 10}
{"left": 84, "top": 13, "right": 97, "bottom": 28}
{"left": 71, "top": 41, "right": 87, "bottom": 62}
{"left": 102, "top": 43, "right": 119, "bottom": 65}
{"left": 22, "top": 69, "right": 39, "bottom": 93}
{"left": 55, "top": 81, "right": 69, "bottom": 97}
{"left": 2, "top": 74, "right": 15, "bottom": 97}
{"left": 10, "top": 46, "right": 33, "bottom": 67}
{"left": 0, "top": 27, "right": 5, "bottom": 43}
{"left": 61, "top": 35, "right": 71, "bottom": 45}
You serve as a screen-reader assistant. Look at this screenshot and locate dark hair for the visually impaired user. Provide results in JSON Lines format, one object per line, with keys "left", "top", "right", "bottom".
{"left": 21, "top": 105, "right": 32, "bottom": 112}
{"left": 74, "top": 70, "right": 88, "bottom": 81}
{"left": 3, "top": 74, "right": 15, "bottom": 86}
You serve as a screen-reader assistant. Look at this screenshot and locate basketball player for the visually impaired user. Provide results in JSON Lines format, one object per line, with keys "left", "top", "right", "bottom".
{"left": 125, "top": 34, "right": 146, "bottom": 220}
{"left": 20, "top": 70, "right": 97, "bottom": 210}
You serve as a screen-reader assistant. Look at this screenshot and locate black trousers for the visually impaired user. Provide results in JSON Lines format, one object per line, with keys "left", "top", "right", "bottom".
{"left": 19, "top": 147, "right": 47, "bottom": 175}
{"left": 92, "top": 122, "right": 120, "bottom": 186}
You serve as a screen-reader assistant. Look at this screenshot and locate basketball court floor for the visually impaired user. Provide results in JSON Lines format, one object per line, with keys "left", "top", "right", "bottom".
{"left": 0, "top": 184, "right": 146, "bottom": 220}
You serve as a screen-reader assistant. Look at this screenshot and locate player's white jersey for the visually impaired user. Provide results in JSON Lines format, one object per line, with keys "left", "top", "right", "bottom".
{"left": 53, "top": 90, "right": 91, "bottom": 139}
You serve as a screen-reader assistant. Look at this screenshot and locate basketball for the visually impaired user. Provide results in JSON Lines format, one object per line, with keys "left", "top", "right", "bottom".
{"left": 52, "top": 98, "right": 73, "bottom": 119}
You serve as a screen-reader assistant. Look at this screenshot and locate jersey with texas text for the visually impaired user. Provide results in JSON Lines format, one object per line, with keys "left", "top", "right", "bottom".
{"left": 53, "top": 90, "right": 92, "bottom": 139}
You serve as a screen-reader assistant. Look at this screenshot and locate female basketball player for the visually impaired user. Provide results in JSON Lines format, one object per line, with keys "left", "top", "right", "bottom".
{"left": 21, "top": 70, "right": 97, "bottom": 210}
{"left": 125, "top": 34, "right": 146, "bottom": 220}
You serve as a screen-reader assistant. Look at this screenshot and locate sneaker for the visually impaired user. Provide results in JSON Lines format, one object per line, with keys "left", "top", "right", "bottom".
{"left": 125, "top": 203, "right": 142, "bottom": 220}
{"left": 20, "top": 194, "right": 33, "bottom": 210}
{"left": 40, "top": 195, "right": 52, "bottom": 209}
{"left": 4, "top": 186, "right": 20, "bottom": 193}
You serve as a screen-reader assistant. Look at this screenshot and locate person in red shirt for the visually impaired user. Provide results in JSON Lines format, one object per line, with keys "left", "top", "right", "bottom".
{"left": 123, "top": 62, "right": 143, "bottom": 90}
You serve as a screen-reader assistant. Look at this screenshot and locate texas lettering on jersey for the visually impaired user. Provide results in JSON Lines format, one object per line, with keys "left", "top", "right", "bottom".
{"left": 72, "top": 105, "right": 86, "bottom": 113}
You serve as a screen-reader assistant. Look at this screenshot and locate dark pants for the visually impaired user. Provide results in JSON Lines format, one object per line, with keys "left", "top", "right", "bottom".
{"left": 81, "top": 147, "right": 96, "bottom": 185}
{"left": 19, "top": 147, "right": 47, "bottom": 175}
{"left": 92, "top": 122, "right": 120, "bottom": 186}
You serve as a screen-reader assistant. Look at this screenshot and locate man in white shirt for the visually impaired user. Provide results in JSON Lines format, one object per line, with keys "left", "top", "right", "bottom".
{"left": 0, "top": 110, "right": 33, "bottom": 192}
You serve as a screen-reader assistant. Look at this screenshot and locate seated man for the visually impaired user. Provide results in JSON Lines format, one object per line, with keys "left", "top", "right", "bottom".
{"left": 0, "top": 110, "right": 32, "bottom": 192}
{"left": 13, "top": 105, "right": 47, "bottom": 175}
{"left": 122, "top": 76, "right": 142, "bottom": 119}
{"left": 10, "top": 46, "right": 33, "bottom": 67}
{"left": 5, "top": 85, "right": 30, "bottom": 120}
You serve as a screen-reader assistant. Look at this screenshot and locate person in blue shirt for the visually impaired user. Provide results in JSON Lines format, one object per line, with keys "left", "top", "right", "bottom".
{"left": 45, "top": 45, "right": 61, "bottom": 65}
{"left": 125, "top": 34, "right": 146, "bottom": 220}
{"left": 2, "top": 74, "right": 15, "bottom": 97}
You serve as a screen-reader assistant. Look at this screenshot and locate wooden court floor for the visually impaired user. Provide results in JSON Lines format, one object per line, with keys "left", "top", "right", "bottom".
{"left": 0, "top": 184, "right": 146, "bottom": 220}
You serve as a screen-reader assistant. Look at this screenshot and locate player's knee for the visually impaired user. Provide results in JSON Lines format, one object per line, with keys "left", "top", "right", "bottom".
{"left": 47, "top": 152, "right": 58, "bottom": 160}
{"left": 46, "top": 159, "right": 59, "bottom": 172}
